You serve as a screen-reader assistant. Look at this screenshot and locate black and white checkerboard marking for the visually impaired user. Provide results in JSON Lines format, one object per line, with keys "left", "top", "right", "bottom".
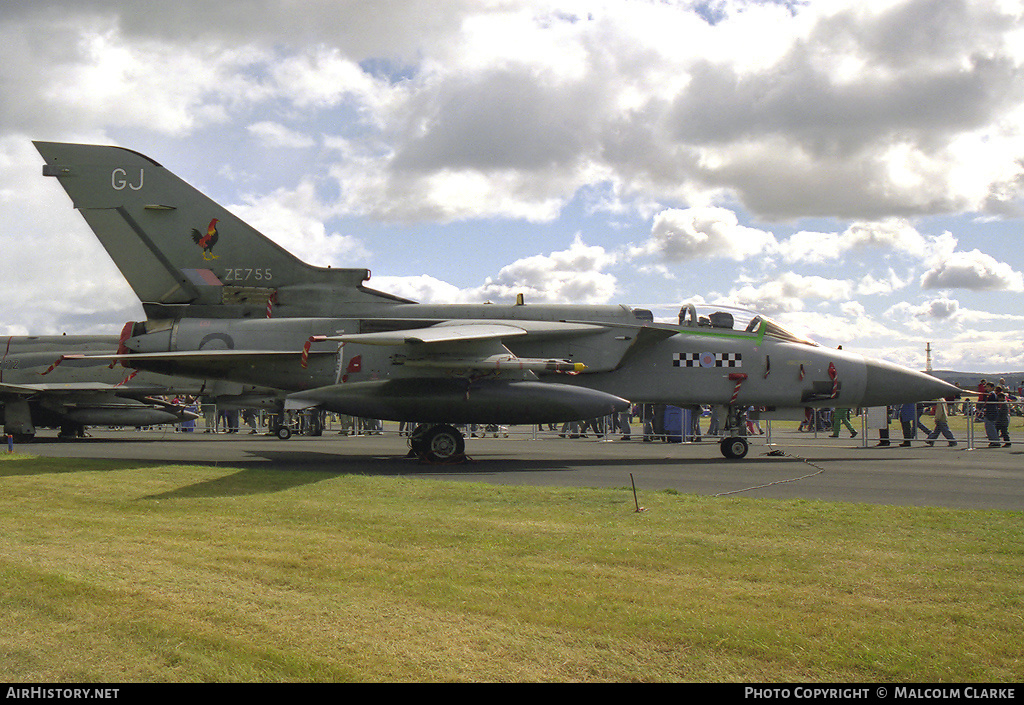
{"left": 673, "top": 352, "right": 743, "bottom": 368}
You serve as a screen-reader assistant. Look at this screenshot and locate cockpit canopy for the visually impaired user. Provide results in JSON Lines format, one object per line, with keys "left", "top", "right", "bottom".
{"left": 631, "top": 307, "right": 654, "bottom": 322}
{"left": 678, "top": 303, "right": 818, "bottom": 347}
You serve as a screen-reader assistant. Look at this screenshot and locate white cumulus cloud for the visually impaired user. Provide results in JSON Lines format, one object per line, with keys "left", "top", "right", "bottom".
{"left": 921, "top": 232, "right": 1024, "bottom": 290}
{"left": 636, "top": 207, "right": 777, "bottom": 262}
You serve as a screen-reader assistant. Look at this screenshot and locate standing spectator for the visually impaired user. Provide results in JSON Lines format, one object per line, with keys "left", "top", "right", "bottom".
{"left": 688, "top": 405, "right": 703, "bottom": 442}
{"left": 994, "top": 386, "right": 1012, "bottom": 447}
{"left": 830, "top": 407, "right": 858, "bottom": 438}
{"left": 583, "top": 417, "right": 605, "bottom": 438}
{"left": 201, "top": 397, "right": 217, "bottom": 433}
{"left": 745, "top": 406, "right": 762, "bottom": 435}
{"left": 559, "top": 420, "right": 581, "bottom": 438}
{"left": 799, "top": 407, "right": 813, "bottom": 432}
{"left": 875, "top": 406, "right": 892, "bottom": 446}
{"left": 915, "top": 402, "right": 932, "bottom": 437}
{"left": 897, "top": 403, "right": 917, "bottom": 446}
{"left": 641, "top": 404, "right": 656, "bottom": 442}
{"left": 707, "top": 406, "right": 720, "bottom": 437}
{"left": 618, "top": 409, "right": 632, "bottom": 441}
{"left": 925, "top": 398, "right": 957, "bottom": 447}
{"left": 981, "top": 382, "right": 999, "bottom": 446}
{"left": 243, "top": 409, "right": 260, "bottom": 434}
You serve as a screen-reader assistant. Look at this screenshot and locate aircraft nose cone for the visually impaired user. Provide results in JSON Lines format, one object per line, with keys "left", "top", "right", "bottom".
{"left": 861, "top": 358, "right": 961, "bottom": 406}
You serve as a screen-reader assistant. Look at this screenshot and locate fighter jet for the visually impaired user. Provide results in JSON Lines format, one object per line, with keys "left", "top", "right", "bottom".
{"left": 0, "top": 333, "right": 201, "bottom": 441}
{"left": 1, "top": 333, "right": 286, "bottom": 441}
{"left": 32, "top": 141, "right": 961, "bottom": 460}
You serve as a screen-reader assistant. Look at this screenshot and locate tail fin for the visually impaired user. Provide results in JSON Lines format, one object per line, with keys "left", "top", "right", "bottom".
{"left": 34, "top": 141, "right": 411, "bottom": 320}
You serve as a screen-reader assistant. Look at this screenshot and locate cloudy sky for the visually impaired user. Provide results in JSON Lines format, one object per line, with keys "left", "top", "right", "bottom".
{"left": 1, "top": 0, "right": 1023, "bottom": 372}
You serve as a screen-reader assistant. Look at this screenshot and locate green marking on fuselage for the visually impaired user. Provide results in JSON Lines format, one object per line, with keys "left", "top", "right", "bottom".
{"left": 672, "top": 323, "right": 765, "bottom": 345}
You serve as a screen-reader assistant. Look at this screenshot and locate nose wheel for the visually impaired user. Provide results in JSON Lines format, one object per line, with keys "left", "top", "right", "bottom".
{"left": 717, "top": 405, "right": 750, "bottom": 459}
{"left": 720, "top": 436, "right": 749, "bottom": 459}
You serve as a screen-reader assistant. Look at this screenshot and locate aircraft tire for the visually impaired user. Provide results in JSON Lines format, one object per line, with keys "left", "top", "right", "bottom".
{"left": 720, "top": 436, "right": 748, "bottom": 460}
{"left": 275, "top": 425, "right": 293, "bottom": 440}
{"left": 58, "top": 422, "right": 84, "bottom": 439}
{"left": 409, "top": 424, "right": 431, "bottom": 456}
{"left": 424, "top": 424, "right": 466, "bottom": 462}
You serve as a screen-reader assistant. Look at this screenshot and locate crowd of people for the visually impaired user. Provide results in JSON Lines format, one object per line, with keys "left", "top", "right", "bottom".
{"left": 547, "top": 403, "right": 768, "bottom": 443}
{"left": 169, "top": 396, "right": 326, "bottom": 436}
{"left": 975, "top": 380, "right": 1019, "bottom": 447}
{"left": 163, "top": 386, "right": 1020, "bottom": 448}
{"left": 164, "top": 402, "right": 749, "bottom": 443}
{"left": 870, "top": 383, "right": 1020, "bottom": 448}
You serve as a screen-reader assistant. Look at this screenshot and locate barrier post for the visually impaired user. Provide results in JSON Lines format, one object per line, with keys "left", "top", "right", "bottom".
{"left": 967, "top": 403, "right": 975, "bottom": 451}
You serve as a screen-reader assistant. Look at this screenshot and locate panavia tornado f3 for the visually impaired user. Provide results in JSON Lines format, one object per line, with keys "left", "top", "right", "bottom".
{"left": 1, "top": 333, "right": 286, "bottom": 441}
{"left": 0, "top": 333, "right": 198, "bottom": 441}
{"left": 33, "top": 141, "right": 960, "bottom": 460}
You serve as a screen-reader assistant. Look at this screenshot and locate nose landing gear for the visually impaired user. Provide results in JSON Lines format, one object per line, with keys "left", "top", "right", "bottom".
{"left": 720, "top": 435, "right": 749, "bottom": 459}
{"left": 717, "top": 405, "right": 750, "bottom": 459}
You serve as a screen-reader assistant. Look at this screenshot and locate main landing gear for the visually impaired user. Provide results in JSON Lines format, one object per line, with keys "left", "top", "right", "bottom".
{"left": 408, "top": 424, "right": 468, "bottom": 464}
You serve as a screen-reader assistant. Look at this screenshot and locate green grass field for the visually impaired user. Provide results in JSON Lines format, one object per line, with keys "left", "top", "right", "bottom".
{"left": 1, "top": 453, "right": 1021, "bottom": 682}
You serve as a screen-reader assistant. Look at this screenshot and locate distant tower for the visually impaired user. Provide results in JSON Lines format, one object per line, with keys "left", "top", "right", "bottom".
{"left": 926, "top": 342, "right": 933, "bottom": 373}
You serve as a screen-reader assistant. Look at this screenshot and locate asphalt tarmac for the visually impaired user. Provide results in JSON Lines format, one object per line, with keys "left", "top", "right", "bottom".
{"left": 8, "top": 425, "right": 1023, "bottom": 511}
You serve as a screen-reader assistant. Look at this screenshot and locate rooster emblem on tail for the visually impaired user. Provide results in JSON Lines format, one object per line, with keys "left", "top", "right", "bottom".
{"left": 190, "top": 218, "right": 220, "bottom": 260}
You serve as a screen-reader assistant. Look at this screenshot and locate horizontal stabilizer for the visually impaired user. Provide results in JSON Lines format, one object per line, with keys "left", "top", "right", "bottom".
{"left": 1, "top": 381, "right": 124, "bottom": 394}
{"left": 49, "top": 350, "right": 333, "bottom": 380}
{"left": 60, "top": 349, "right": 326, "bottom": 363}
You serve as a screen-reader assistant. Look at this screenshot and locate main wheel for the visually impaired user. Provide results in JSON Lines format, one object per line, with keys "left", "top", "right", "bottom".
{"left": 409, "top": 424, "right": 431, "bottom": 456}
{"left": 720, "top": 436, "right": 749, "bottom": 459}
{"left": 423, "top": 424, "right": 466, "bottom": 462}
{"left": 275, "top": 425, "right": 293, "bottom": 440}
{"left": 58, "top": 422, "right": 85, "bottom": 439}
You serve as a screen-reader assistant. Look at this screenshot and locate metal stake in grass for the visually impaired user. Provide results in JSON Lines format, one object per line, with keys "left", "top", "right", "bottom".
{"left": 630, "top": 473, "right": 646, "bottom": 513}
